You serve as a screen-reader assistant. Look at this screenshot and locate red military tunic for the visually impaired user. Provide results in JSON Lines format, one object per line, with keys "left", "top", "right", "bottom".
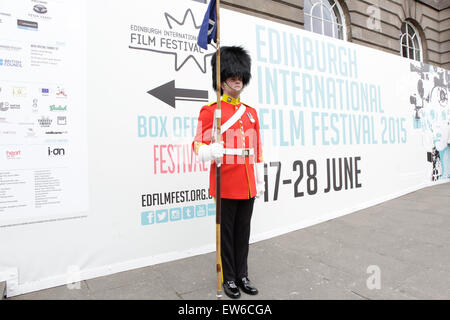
{"left": 193, "top": 94, "right": 263, "bottom": 199}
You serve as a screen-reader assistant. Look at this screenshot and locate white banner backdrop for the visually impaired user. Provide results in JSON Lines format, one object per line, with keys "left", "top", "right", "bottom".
{"left": 0, "top": 0, "right": 449, "bottom": 297}
{"left": 0, "top": 0, "right": 88, "bottom": 226}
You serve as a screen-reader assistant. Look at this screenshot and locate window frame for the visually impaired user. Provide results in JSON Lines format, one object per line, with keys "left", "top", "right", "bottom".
{"left": 400, "top": 21, "right": 423, "bottom": 62}
{"left": 304, "top": 0, "right": 347, "bottom": 41}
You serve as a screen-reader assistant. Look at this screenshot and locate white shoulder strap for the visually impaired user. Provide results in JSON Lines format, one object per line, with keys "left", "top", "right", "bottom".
{"left": 220, "top": 104, "right": 246, "bottom": 134}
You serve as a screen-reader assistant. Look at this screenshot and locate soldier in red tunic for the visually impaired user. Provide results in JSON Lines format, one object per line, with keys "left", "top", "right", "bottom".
{"left": 192, "top": 46, "right": 264, "bottom": 299}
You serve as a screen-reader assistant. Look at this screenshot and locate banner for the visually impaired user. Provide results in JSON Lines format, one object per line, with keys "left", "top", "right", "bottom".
{"left": 0, "top": 0, "right": 448, "bottom": 297}
{"left": 0, "top": 0, "right": 88, "bottom": 226}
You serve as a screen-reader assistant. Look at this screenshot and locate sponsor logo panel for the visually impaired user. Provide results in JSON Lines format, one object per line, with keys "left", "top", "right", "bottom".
{"left": 17, "top": 19, "right": 38, "bottom": 31}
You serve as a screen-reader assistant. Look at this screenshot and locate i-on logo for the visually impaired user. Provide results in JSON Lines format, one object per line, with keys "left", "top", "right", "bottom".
{"left": 48, "top": 147, "right": 65, "bottom": 156}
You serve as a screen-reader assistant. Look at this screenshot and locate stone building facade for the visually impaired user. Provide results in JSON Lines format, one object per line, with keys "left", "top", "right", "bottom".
{"left": 194, "top": 0, "right": 450, "bottom": 69}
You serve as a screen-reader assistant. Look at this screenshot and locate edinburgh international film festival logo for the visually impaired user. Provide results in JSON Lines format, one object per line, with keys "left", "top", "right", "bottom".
{"left": 128, "top": 7, "right": 214, "bottom": 73}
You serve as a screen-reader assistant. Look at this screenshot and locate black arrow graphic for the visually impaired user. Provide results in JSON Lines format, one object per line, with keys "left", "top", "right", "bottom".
{"left": 147, "top": 80, "right": 209, "bottom": 108}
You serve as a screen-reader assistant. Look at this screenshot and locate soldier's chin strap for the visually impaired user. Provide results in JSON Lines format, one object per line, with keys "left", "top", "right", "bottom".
{"left": 222, "top": 81, "right": 243, "bottom": 97}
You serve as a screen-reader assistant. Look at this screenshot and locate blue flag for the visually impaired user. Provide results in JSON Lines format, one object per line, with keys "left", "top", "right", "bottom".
{"left": 197, "top": 0, "right": 217, "bottom": 50}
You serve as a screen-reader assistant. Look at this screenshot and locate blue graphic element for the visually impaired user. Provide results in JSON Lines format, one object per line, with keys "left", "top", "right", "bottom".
{"left": 440, "top": 148, "right": 450, "bottom": 179}
{"left": 170, "top": 208, "right": 182, "bottom": 221}
{"left": 141, "top": 211, "right": 155, "bottom": 225}
{"left": 197, "top": 0, "right": 216, "bottom": 49}
{"left": 413, "top": 115, "right": 422, "bottom": 129}
{"left": 183, "top": 206, "right": 195, "bottom": 220}
{"left": 409, "top": 62, "right": 450, "bottom": 181}
{"left": 156, "top": 209, "right": 169, "bottom": 224}
{"left": 195, "top": 205, "right": 207, "bottom": 218}
{"left": 141, "top": 203, "right": 215, "bottom": 226}
{"left": 208, "top": 203, "right": 216, "bottom": 216}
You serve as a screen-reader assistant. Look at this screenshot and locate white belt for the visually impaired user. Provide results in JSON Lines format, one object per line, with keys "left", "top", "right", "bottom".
{"left": 220, "top": 104, "right": 246, "bottom": 134}
{"left": 223, "top": 148, "right": 254, "bottom": 157}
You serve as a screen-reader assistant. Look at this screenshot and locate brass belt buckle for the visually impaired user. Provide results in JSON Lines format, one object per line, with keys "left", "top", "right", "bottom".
{"left": 242, "top": 149, "right": 250, "bottom": 157}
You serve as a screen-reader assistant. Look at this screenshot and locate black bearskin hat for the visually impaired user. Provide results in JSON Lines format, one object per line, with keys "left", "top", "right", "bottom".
{"left": 211, "top": 46, "right": 251, "bottom": 94}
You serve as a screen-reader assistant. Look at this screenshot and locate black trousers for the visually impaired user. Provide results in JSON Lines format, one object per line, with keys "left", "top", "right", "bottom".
{"left": 220, "top": 197, "right": 255, "bottom": 282}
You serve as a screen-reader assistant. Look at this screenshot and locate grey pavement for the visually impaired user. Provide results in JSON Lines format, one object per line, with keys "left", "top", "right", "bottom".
{"left": 4, "top": 182, "right": 450, "bottom": 300}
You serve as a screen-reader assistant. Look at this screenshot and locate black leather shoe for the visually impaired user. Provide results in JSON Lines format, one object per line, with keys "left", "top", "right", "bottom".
{"left": 223, "top": 281, "right": 241, "bottom": 299}
{"left": 237, "top": 277, "right": 258, "bottom": 295}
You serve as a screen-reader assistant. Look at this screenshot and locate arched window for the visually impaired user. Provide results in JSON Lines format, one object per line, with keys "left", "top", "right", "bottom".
{"left": 400, "top": 21, "right": 422, "bottom": 62}
{"left": 304, "top": 0, "right": 346, "bottom": 40}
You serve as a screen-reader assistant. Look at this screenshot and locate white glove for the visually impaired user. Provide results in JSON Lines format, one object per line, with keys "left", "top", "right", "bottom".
{"left": 198, "top": 142, "right": 224, "bottom": 162}
{"left": 255, "top": 162, "right": 265, "bottom": 198}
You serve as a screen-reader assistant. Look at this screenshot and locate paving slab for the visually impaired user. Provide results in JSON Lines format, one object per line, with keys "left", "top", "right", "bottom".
{"left": 394, "top": 267, "right": 450, "bottom": 299}
{"left": 151, "top": 253, "right": 217, "bottom": 295}
{"left": 10, "top": 280, "right": 92, "bottom": 300}
{"left": 6, "top": 182, "right": 450, "bottom": 300}
{"left": 86, "top": 264, "right": 166, "bottom": 294}
{"left": 88, "top": 280, "right": 180, "bottom": 300}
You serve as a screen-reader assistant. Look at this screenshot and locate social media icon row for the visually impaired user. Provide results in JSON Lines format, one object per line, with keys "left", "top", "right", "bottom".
{"left": 141, "top": 203, "right": 215, "bottom": 226}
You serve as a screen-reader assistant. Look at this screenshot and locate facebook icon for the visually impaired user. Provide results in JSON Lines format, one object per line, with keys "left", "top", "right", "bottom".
{"left": 141, "top": 211, "right": 155, "bottom": 225}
